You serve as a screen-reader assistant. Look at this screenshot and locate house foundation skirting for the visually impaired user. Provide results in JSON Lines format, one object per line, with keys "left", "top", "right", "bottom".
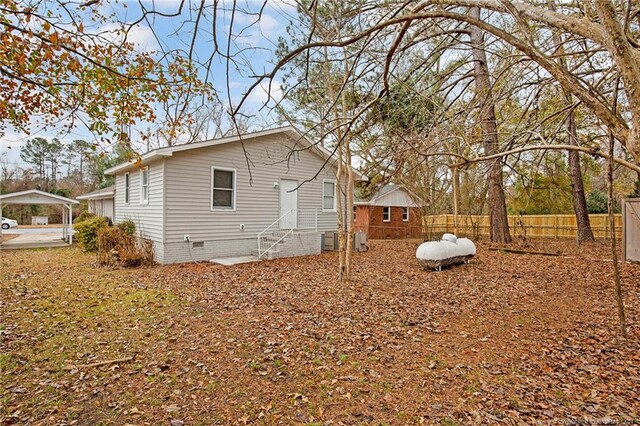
{"left": 154, "top": 232, "right": 323, "bottom": 264}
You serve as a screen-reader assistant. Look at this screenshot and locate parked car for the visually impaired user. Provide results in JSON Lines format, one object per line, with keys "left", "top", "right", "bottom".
{"left": 2, "top": 217, "right": 18, "bottom": 229}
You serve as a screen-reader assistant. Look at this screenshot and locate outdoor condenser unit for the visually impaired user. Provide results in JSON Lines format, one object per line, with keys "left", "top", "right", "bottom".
{"left": 322, "top": 231, "right": 368, "bottom": 252}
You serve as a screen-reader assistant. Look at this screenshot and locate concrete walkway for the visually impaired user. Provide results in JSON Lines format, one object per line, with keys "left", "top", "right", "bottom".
{"left": 210, "top": 256, "right": 260, "bottom": 266}
{"left": 1, "top": 232, "right": 69, "bottom": 249}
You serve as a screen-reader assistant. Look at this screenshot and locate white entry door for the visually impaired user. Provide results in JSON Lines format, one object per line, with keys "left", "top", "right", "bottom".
{"left": 279, "top": 179, "right": 298, "bottom": 229}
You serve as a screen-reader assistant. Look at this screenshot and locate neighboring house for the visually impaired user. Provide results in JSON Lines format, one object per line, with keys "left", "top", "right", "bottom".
{"left": 354, "top": 184, "right": 423, "bottom": 239}
{"left": 76, "top": 185, "right": 115, "bottom": 223}
{"left": 103, "top": 126, "right": 364, "bottom": 264}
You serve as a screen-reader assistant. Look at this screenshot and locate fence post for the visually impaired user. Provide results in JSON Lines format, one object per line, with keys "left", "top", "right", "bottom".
{"left": 555, "top": 216, "right": 558, "bottom": 239}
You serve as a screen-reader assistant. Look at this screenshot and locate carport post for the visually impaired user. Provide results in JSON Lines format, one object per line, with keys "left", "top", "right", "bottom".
{"left": 62, "top": 206, "right": 67, "bottom": 241}
{"left": 69, "top": 204, "right": 73, "bottom": 245}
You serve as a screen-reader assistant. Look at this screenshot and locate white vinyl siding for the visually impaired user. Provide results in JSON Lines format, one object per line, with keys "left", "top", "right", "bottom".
{"left": 114, "top": 161, "right": 164, "bottom": 243}
{"left": 402, "top": 207, "right": 409, "bottom": 221}
{"left": 383, "top": 206, "right": 391, "bottom": 222}
{"left": 211, "top": 167, "right": 236, "bottom": 210}
{"left": 163, "top": 133, "right": 343, "bottom": 244}
{"left": 124, "top": 173, "right": 130, "bottom": 204}
{"left": 322, "top": 180, "right": 336, "bottom": 212}
{"left": 140, "top": 167, "right": 149, "bottom": 204}
{"left": 371, "top": 188, "right": 420, "bottom": 207}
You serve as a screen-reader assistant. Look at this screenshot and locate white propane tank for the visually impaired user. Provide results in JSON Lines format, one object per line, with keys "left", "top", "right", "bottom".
{"left": 416, "top": 234, "right": 476, "bottom": 271}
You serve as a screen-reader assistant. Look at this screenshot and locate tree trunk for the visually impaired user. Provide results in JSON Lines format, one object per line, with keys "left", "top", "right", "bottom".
{"left": 548, "top": 1, "right": 594, "bottom": 242}
{"left": 323, "top": 45, "right": 351, "bottom": 283}
{"left": 342, "top": 50, "right": 354, "bottom": 281}
{"left": 469, "top": 6, "right": 511, "bottom": 243}
{"left": 452, "top": 165, "right": 460, "bottom": 235}
{"left": 607, "top": 129, "right": 627, "bottom": 338}
{"left": 567, "top": 111, "right": 595, "bottom": 242}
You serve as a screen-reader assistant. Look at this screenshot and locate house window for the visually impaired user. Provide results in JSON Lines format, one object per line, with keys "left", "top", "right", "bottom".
{"left": 402, "top": 207, "right": 409, "bottom": 222}
{"left": 323, "top": 180, "right": 336, "bottom": 211}
{"left": 353, "top": 206, "right": 357, "bottom": 222}
{"left": 211, "top": 167, "right": 235, "bottom": 210}
{"left": 140, "top": 167, "right": 149, "bottom": 204}
{"left": 124, "top": 172, "right": 130, "bottom": 204}
{"left": 383, "top": 206, "right": 391, "bottom": 222}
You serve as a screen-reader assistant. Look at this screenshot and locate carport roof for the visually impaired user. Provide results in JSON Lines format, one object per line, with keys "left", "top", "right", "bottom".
{"left": 0, "top": 189, "right": 80, "bottom": 205}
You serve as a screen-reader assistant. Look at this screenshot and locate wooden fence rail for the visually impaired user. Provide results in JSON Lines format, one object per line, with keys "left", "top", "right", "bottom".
{"left": 422, "top": 214, "right": 622, "bottom": 240}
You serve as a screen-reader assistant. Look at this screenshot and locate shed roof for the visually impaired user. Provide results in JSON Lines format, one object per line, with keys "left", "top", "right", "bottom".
{"left": 76, "top": 185, "right": 115, "bottom": 200}
{"left": 103, "top": 126, "right": 367, "bottom": 181}
{"left": 0, "top": 189, "right": 80, "bottom": 205}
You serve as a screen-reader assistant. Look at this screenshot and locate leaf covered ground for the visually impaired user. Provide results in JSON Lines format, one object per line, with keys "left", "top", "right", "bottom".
{"left": 1, "top": 239, "right": 639, "bottom": 425}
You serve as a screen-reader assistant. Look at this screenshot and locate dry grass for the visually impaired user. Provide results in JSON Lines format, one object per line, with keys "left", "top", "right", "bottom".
{"left": 0, "top": 240, "right": 638, "bottom": 425}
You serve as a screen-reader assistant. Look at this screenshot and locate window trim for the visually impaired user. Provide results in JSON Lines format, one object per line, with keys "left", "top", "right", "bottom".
{"left": 402, "top": 207, "right": 409, "bottom": 222}
{"left": 322, "top": 179, "right": 337, "bottom": 212}
{"left": 210, "top": 166, "right": 236, "bottom": 211}
{"left": 140, "top": 166, "right": 149, "bottom": 205}
{"left": 382, "top": 206, "right": 391, "bottom": 222}
{"left": 124, "top": 172, "right": 130, "bottom": 205}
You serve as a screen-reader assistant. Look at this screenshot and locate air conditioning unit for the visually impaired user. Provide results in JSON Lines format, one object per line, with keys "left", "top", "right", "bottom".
{"left": 322, "top": 232, "right": 339, "bottom": 252}
{"left": 353, "top": 231, "right": 368, "bottom": 252}
{"left": 322, "top": 231, "right": 368, "bottom": 252}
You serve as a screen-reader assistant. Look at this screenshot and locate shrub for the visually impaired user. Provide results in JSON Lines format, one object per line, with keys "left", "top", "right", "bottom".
{"left": 74, "top": 216, "right": 109, "bottom": 252}
{"left": 117, "top": 220, "right": 136, "bottom": 237}
{"left": 74, "top": 211, "right": 96, "bottom": 224}
{"left": 97, "top": 226, "right": 154, "bottom": 267}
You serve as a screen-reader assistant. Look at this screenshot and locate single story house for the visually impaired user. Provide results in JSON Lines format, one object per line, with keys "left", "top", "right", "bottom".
{"left": 354, "top": 184, "right": 423, "bottom": 239}
{"left": 76, "top": 185, "right": 115, "bottom": 223}
{"left": 102, "top": 126, "right": 364, "bottom": 264}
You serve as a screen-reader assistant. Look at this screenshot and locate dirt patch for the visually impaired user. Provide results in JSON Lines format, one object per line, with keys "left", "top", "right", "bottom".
{"left": 1, "top": 240, "right": 638, "bottom": 425}
{"left": 0, "top": 234, "right": 18, "bottom": 243}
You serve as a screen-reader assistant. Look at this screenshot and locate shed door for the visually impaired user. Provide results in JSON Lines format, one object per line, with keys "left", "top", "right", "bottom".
{"left": 624, "top": 200, "right": 640, "bottom": 263}
{"left": 279, "top": 179, "right": 298, "bottom": 229}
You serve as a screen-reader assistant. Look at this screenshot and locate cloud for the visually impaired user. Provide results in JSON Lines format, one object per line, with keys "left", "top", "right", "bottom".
{"left": 95, "top": 23, "right": 160, "bottom": 53}
{"left": 245, "top": 79, "right": 283, "bottom": 106}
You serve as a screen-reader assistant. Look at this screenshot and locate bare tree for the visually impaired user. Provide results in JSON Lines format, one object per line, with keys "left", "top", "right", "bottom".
{"left": 469, "top": 7, "right": 511, "bottom": 242}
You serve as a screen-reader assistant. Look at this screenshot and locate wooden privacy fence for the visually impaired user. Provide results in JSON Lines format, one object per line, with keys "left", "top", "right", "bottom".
{"left": 423, "top": 214, "right": 622, "bottom": 240}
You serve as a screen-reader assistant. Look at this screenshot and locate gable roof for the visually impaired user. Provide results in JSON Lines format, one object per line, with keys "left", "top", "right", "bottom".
{"left": 0, "top": 189, "right": 79, "bottom": 205}
{"left": 103, "top": 126, "right": 367, "bottom": 181}
{"left": 355, "top": 184, "right": 422, "bottom": 207}
{"left": 76, "top": 185, "right": 115, "bottom": 200}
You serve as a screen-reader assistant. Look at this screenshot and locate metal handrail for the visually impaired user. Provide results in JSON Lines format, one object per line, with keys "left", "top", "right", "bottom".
{"left": 258, "top": 209, "right": 293, "bottom": 258}
{"left": 258, "top": 229, "right": 293, "bottom": 259}
{"left": 257, "top": 208, "right": 319, "bottom": 259}
{"left": 258, "top": 209, "right": 293, "bottom": 240}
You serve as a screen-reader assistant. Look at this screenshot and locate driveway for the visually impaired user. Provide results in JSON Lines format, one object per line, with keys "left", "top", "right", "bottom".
{"left": 3, "top": 227, "right": 66, "bottom": 234}
{"left": 1, "top": 228, "right": 70, "bottom": 249}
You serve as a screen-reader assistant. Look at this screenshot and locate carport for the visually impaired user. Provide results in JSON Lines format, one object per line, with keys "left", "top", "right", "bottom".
{"left": 0, "top": 189, "right": 79, "bottom": 247}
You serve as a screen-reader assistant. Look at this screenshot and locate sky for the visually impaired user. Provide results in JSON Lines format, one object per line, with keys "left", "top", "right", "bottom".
{"left": 1, "top": 0, "right": 300, "bottom": 169}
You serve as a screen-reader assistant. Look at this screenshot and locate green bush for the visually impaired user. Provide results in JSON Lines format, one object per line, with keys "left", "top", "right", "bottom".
{"left": 74, "top": 216, "right": 109, "bottom": 252}
{"left": 117, "top": 220, "right": 136, "bottom": 237}
{"left": 74, "top": 211, "right": 96, "bottom": 224}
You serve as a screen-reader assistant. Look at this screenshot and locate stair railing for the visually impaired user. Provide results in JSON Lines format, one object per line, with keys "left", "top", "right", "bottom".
{"left": 258, "top": 209, "right": 293, "bottom": 259}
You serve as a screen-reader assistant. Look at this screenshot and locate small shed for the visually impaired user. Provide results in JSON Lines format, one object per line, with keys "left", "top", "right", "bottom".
{"left": 31, "top": 216, "right": 49, "bottom": 225}
{"left": 354, "top": 184, "right": 423, "bottom": 239}
{"left": 623, "top": 198, "right": 640, "bottom": 263}
{"left": 0, "top": 190, "right": 79, "bottom": 245}
{"left": 76, "top": 185, "right": 115, "bottom": 223}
